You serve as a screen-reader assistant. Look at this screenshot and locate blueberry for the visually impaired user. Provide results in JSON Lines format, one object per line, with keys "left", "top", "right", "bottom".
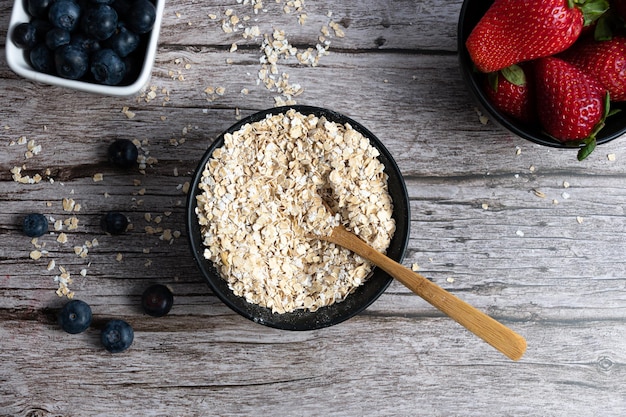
{"left": 58, "top": 299, "right": 92, "bottom": 334}
{"left": 29, "top": 43, "right": 55, "bottom": 73}
{"left": 45, "top": 27, "right": 71, "bottom": 50}
{"left": 48, "top": 0, "right": 81, "bottom": 32}
{"left": 121, "top": 53, "right": 142, "bottom": 84}
{"left": 11, "top": 23, "right": 38, "bottom": 49}
{"left": 55, "top": 44, "right": 89, "bottom": 79}
{"left": 31, "top": 19, "right": 54, "bottom": 41}
{"left": 103, "top": 24, "right": 140, "bottom": 58}
{"left": 126, "top": 0, "right": 156, "bottom": 34}
{"left": 141, "top": 284, "right": 174, "bottom": 317}
{"left": 70, "top": 33, "right": 101, "bottom": 54}
{"left": 27, "top": 0, "right": 54, "bottom": 19}
{"left": 101, "top": 211, "right": 129, "bottom": 234}
{"left": 107, "top": 138, "right": 138, "bottom": 168}
{"left": 90, "top": 49, "right": 125, "bottom": 85}
{"left": 111, "top": 0, "right": 132, "bottom": 19}
{"left": 22, "top": 213, "right": 49, "bottom": 237}
{"left": 81, "top": 5, "right": 118, "bottom": 40}
{"left": 101, "top": 319, "right": 133, "bottom": 353}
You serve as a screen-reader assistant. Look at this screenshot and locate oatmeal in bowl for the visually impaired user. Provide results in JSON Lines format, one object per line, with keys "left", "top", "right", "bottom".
{"left": 186, "top": 106, "right": 410, "bottom": 330}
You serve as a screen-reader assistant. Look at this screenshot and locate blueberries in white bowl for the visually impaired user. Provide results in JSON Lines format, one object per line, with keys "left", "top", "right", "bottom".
{"left": 11, "top": 22, "right": 38, "bottom": 49}
{"left": 91, "top": 48, "right": 126, "bottom": 85}
{"left": 48, "top": 0, "right": 81, "bottom": 31}
{"left": 55, "top": 44, "right": 89, "bottom": 79}
{"left": 10, "top": 0, "right": 158, "bottom": 87}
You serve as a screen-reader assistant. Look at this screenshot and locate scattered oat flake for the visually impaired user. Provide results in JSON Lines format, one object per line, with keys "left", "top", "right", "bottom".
{"left": 563, "top": 181, "right": 570, "bottom": 188}
{"left": 516, "top": 230, "right": 525, "bottom": 237}
{"left": 411, "top": 263, "right": 419, "bottom": 272}
{"left": 30, "top": 250, "right": 43, "bottom": 260}
{"left": 576, "top": 216, "right": 584, "bottom": 224}
{"left": 446, "top": 277, "right": 455, "bottom": 283}
{"left": 93, "top": 173, "right": 104, "bottom": 182}
{"left": 533, "top": 189, "right": 546, "bottom": 198}
{"left": 62, "top": 198, "right": 75, "bottom": 212}
{"left": 122, "top": 106, "right": 136, "bottom": 119}
{"left": 608, "top": 153, "right": 616, "bottom": 161}
{"left": 116, "top": 253, "right": 123, "bottom": 262}
{"left": 57, "top": 233, "right": 68, "bottom": 244}
{"left": 482, "top": 203, "right": 489, "bottom": 210}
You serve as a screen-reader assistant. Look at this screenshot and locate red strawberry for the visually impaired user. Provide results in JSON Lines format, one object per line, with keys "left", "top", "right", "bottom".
{"left": 466, "top": 0, "right": 605, "bottom": 73}
{"left": 533, "top": 56, "right": 609, "bottom": 159}
{"left": 483, "top": 65, "right": 537, "bottom": 124}
{"left": 560, "top": 35, "right": 626, "bottom": 101}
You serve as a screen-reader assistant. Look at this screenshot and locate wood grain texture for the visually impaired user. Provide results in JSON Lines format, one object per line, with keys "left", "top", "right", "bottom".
{"left": 1, "top": 0, "right": 626, "bottom": 416}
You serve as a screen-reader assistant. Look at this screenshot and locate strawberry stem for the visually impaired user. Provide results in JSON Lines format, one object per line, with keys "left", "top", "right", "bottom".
{"left": 577, "top": 137, "right": 597, "bottom": 161}
{"left": 574, "top": 0, "right": 610, "bottom": 26}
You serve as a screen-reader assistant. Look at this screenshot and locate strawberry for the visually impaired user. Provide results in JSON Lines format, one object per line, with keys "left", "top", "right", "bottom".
{"left": 560, "top": 35, "right": 626, "bottom": 101}
{"left": 482, "top": 65, "right": 537, "bottom": 124}
{"left": 533, "top": 56, "right": 610, "bottom": 160}
{"left": 466, "top": 0, "right": 608, "bottom": 73}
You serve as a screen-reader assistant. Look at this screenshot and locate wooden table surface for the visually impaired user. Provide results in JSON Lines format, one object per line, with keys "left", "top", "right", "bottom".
{"left": 2, "top": 1, "right": 625, "bottom": 416}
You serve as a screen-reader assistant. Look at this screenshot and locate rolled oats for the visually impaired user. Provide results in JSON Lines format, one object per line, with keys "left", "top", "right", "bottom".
{"left": 196, "top": 109, "right": 395, "bottom": 313}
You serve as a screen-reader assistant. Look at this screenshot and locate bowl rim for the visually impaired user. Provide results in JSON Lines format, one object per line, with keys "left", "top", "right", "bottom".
{"left": 457, "top": 0, "right": 626, "bottom": 148}
{"left": 185, "top": 105, "right": 411, "bottom": 331}
{"left": 5, "top": 0, "right": 165, "bottom": 97}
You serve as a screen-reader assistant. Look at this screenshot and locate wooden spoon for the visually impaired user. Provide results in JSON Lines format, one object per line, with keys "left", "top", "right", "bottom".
{"left": 318, "top": 224, "right": 527, "bottom": 361}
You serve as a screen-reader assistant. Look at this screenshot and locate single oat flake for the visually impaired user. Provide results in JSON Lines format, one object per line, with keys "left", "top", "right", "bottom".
{"left": 195, "top": 109, "right": 395, "bottom": 314}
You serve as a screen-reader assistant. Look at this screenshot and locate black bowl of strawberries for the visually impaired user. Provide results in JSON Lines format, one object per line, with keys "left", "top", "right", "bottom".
{"left": 458, "top": 0, "right": 626, "bottom": 160}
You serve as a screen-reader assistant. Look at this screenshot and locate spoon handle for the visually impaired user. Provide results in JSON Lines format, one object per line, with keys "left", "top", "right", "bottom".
{"left": 328, "top": 226, "right": 527, "bottom": 361}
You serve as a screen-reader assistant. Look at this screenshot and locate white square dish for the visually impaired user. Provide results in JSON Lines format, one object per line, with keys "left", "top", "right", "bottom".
{"left": 5, "top": 0, "right": 165, "bottom": 96}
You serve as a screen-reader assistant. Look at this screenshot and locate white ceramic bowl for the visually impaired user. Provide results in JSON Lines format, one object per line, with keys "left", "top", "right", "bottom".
{"left": 5, "top": 0, "right": 165, "bottom": 96}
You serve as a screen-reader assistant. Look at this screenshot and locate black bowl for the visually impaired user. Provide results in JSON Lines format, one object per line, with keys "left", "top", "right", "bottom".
{"left": 457, "top": 0, "right": 626, "bottom": 148}
{"left": 186, "top": 105, "right": 410, "bottom": 330}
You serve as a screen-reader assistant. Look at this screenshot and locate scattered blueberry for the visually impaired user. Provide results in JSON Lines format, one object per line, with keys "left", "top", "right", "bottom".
{"left": 126, "top": 0, "right": 156, "bottom": 34}
{"left": 90, "top": 49, "right": 125, "bottom": 85}
{"left": 22, "top": 213, "right": 48, "bottom": 237}
{"left": 58, "top": 299, "right": 92, "bottom": 334}
{"left": 81, "top": 5, "right": 118, "bottom": 41}
{"left": 107, "top": 139, "right": 138, "bottom": 168}
{"left": 104, "top": 24, "right": 140, "bottom": 58}
{"left": 141, "top": 284, "right": 174, "bottom": 317}
{"left": 45, "top": 27, "right": 71, "bottom": 50}
{"left": 48, "top": 0, "right": 81, "bottom": 31}
{"left": 11, "top": 23, "right": 38, "bottom": 49}
{"left": 27, "top": 0, "right": 54, "bottom": 19}
{"left": 101, "top": 319, "right": 134, "bottom": 353}
{"left": 55, "top": 44, "right": 89, "bottom": 79}
{"left": 101, "top": 211, "right": 129, "bottom": 235}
